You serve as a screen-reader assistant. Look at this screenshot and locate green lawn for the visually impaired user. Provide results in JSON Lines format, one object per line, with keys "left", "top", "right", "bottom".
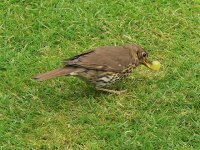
{"left": 0, "top": 0, "right": 199, "bottom": 149}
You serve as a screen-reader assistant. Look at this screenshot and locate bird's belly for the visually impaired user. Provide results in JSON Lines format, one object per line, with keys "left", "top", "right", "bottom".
{"left": 95, "top": 72, "right": 131, "bottom": 87}
{"left": 76, "top": 67, "right": 134, "bottom": 87}
{"left": 95, "top": 75, "right": 117, "bottom": 87}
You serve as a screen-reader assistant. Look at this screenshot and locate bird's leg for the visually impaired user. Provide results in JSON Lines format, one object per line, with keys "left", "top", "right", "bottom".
{"left": 96, "top": 87, "right": 127, "bottom": 95}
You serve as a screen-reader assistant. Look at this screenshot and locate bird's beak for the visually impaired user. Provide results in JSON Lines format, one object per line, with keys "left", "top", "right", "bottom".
{"left": 143, "top": 58, "right": 153, "bottom": 69}
{"left": 143, "top": 58, "right": 161, "bottom": 71}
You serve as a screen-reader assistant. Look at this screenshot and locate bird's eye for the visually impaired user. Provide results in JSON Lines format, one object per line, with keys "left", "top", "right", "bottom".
{"left": 142, "top": 52, "right": 147, "bottom": 57}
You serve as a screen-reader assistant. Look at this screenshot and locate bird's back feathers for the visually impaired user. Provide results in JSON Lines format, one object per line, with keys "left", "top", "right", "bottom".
{"left": 64, "top": 45, "right": 139, "bottom": 72}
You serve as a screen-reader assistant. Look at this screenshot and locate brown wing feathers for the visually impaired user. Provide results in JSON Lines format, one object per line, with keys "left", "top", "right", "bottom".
{"left": 33, "top": 45, "right": 139, "bottom": 81}
{"left": 64, "top": 46, "right": 134, "bottom": 72}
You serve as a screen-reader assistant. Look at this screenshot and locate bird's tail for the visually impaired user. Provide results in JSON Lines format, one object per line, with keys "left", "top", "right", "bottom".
{"left": 33, "top": 67, "right": 74, "bottom": 81}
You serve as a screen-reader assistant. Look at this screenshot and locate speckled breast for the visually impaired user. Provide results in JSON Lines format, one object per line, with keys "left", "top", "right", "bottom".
{"left": 95, "top": 64, "right": 136, "bottom": 87}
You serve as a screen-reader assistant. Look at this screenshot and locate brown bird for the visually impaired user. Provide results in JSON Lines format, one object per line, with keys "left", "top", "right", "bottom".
{"left": 33, "top": 44, "right": 155, "bottom": 94}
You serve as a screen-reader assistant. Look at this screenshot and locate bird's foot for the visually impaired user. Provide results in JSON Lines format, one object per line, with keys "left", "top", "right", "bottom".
{"left": 96, "top": 87, "right": 127, "bottom": 95}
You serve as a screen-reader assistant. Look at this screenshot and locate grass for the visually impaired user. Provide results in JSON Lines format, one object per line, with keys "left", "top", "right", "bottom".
{"left": 0, "top": 0, "right": 199, "bottom": 149}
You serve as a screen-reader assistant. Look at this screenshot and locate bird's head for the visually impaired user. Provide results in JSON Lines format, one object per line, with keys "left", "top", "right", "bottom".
{"left": 137, "top": 47, "right": 151, "bottom": 66}
{"left": 125, "top": 44, "right": 161, "bottom": 71}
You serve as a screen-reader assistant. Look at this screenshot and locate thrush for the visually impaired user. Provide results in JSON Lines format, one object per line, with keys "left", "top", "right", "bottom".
{"left": 33, "top": 44, "right": 156, "bottom": 94}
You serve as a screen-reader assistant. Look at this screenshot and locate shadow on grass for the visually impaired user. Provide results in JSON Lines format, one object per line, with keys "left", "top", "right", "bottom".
{"left": 33, "top": 78, "right": 106, "bottom": 110}
{"left": 31, "top": 72, "right": 166, "bottom": 113}
{"left": 35, "top": 76, "right": 154, "bottom": 99}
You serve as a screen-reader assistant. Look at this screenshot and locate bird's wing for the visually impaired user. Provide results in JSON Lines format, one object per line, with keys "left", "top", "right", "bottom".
{"left": 64, "top": 46, "right": 139, "bottom": 72}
